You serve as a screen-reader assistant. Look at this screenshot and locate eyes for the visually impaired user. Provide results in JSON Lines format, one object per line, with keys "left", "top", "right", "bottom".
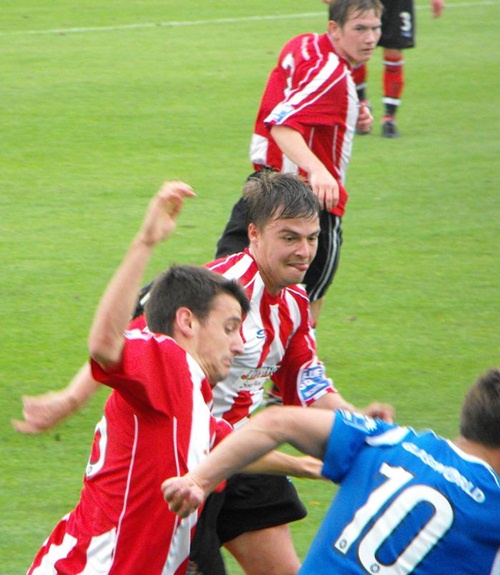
{"left": 353, "top": 25, "right": 381, "bottom": 35}
{"left": 224, "top": 320, "right": 242, "bottom": 335}
{"left": 282, "top": 234, "right": 319, "bottom": 244}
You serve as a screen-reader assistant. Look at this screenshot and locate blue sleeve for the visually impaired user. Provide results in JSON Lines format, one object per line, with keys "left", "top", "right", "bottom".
{"left": 322, "top": 410, "right": 398, "bottom": 483}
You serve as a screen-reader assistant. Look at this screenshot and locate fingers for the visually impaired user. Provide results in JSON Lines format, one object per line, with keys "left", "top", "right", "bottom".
{"left": 11, "top": 394, "right": 66, "bottom": 434}
{"left": 157, "top": 181, "right": 196, "bottom": 214}
{"left": 158, "top": 180, "right": 196, "bottom": 198}
{"left": 314, "top": 187, "right": 339, "bottom": 212}
{"left": 357, "top": 104, "right": 374, "bottom": 133}
{"left": 301, "top": 455, "right": 324, "bottom": 479}
{"left": 11, "top": 418, "right": 43, "bottom": 435}
{"left": 161, "top": 477, "right": 204, "bottom": 518}
{"left": 309, "top": 169, "right": 339, "bottom": 212}
{"left": 363, "top": 403, "right": 395, "bottom": 424}
{"left": 139, "top": 181, "right": 196, "bottom": 245}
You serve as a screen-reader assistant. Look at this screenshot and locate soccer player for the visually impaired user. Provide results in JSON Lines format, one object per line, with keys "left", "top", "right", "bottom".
{"left": 26, "top": 182, "right": 250, "bottom": 574}
{"left": 15, "top": 172, "right": 393, "bottom": 575}
{"left": 345, "top": 0, "right": 446, "bottom": 137}
{"left": 164, "top": 367, "right": 500, "bottom": 574}
{"left": 215, "top": 0, "right": 383, "bottom": 324}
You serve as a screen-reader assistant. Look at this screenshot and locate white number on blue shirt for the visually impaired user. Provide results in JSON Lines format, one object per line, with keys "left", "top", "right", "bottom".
{"left": 334, "top": 463, "right": 454, "bottom": 573}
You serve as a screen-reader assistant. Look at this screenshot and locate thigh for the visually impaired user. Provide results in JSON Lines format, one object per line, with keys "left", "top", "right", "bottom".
{"left": 303, "top": 212, "right": 342, "bottom": 302}
{"left": 379, "top": 0, "right": 416, "bottom": 49}
{"left": 224, "top": 524, "right": 301, "bottom": 575}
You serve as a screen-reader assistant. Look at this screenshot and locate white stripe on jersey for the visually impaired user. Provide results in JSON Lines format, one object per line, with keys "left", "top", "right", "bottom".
{"left": 288, "top": 55, "right": 347, "bottom": 111}
{"left": 212, "top": 252, "right": 315, "bottom": 422}
{"left": 81, "top": 529, "right": 116, "bottom": 574}
{"left": 31, "top": 525, "right": 77, "bottom": 574}
{"left": 210, "top": 252, "right": 254, "bottom": 286}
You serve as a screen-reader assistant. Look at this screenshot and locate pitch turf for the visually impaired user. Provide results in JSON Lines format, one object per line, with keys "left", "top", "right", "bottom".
{"left": 1, "top": 1, "right": 499, "bottom": 572}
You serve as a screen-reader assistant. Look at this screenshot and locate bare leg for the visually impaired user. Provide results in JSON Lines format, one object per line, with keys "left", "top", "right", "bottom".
{"left": 224, "top": 524, "right": 301, "bottom": 575}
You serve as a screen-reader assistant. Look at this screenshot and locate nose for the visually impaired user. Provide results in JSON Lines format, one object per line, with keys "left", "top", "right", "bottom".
{"left": 366, "top": 28, "right": 380, "bottom": 44}
{"left": 295, "top": 238, "right": 310, "bottom": 258}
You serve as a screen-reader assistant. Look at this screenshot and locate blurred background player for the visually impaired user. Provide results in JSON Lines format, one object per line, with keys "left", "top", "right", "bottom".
{"left": 216, "top": 0, "right": 383, "bottom": 324}
{"left": 332, "top": 0, "right": 446, "bottom": 137}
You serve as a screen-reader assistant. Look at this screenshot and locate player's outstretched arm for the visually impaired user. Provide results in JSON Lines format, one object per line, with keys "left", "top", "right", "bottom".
{"left": 12, "top": 363, "right": 100, "bottom": 434}
{"left": 89, "top": 181, "right": 195, "bottom": 370}
{"left": 13, "top": 182, "right": 196, "bottom": 433}
{"left": 243, "top": 452, "right": 323, "bottom": 479}
{"left": 163, "top": 406, "right": 334, "bottom": 517}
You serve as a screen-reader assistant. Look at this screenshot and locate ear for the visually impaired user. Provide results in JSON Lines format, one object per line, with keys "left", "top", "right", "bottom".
{"left": 328, "top": 19, "right": 341, "bottom": 40}
{"left": 248, "top": 222, "right": 259, "bottom": 245}
{"left": 175, "top": 307, "right": 196, "bottom": 338}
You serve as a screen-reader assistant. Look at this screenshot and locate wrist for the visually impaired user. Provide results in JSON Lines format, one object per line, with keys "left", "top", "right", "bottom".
{"left": 192, "top": 471, "right": 219, "bottom": 497}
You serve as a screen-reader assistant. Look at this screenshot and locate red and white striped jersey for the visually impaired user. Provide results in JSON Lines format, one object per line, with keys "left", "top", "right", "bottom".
{"left": 27, "top": 328, "right": 231, "bottom": 575}
{"left": 208, "top": 250, "right": 335, "bottom": 428}
{"left": 250, "top": 32, "right": 359, "bottom": 217}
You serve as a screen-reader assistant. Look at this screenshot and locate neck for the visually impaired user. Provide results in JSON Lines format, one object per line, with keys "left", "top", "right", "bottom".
{"left": 248, "top": 246, "right": 281, "bottom": 296}
{"left": 326, "top": 30, "right": 352, "bottom": 65}
{"left": 454, "top": 436, "right": 500, "bottom": 475}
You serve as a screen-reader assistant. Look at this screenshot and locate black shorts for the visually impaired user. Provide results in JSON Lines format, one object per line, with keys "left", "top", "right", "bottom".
{"left": 215, "top": 196, "right": 343, "bottom": 302}
{"left": 379, "top": 0, "right": 416, "bottom": 50}
{"left": 189, "top": 474, "right": 307, "bottom": 574}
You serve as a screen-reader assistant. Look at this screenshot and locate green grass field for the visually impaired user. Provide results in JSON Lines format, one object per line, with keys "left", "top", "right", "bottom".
{"left": 1, "top": 1, "right": 499, "bottom": 572}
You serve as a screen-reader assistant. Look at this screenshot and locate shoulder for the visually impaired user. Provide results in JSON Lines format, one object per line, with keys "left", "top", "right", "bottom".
{"left": 208, "top": 251, "right": 261, "bottom": 300}
{"left": 277, "top": 33, "right": 323, "bottom": 64}
{"left": 334, "top": 410, "right": 408, "bottom": 445}
{"left": 283, "top": 284, "right": 311, "bottom": 315}
{"left": 207, "top": 250, "right": 255, "bottom": 278}
{"left": 321, "top": 412, "right": 408, "bottom": 481}
{"left": 123, "top": 327, "right": 189, "bottom": 368}
{"left": 284, "top": 283, "right": 309, "bottom": 301}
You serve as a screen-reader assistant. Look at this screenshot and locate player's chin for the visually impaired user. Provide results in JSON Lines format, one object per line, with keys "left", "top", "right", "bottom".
{"left": 207, "top": 367, "right": 230, "bottom": 386}
{"left": 217, "top": 362, "right": 233, "bottom": 381}
{"left": 286, "top": 270, "right": 307, "bottom": 285}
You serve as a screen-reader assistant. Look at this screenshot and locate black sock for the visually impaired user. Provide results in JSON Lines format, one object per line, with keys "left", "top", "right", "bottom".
{"left": 385, "top": 104, "right": 398, "bottom": 118}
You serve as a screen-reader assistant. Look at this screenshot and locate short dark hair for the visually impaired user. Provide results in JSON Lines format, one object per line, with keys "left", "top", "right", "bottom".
{"left": 328, "top": 0, "right": 383, "bottom": 26}
{"left": 242, "top": 170, "right": 320, "bottom": 230}
{"left": 459, "top": 368, "right": 500, "bottom": 448}
{"left": 145, "top": 265, "right": 249, "bottom": 336}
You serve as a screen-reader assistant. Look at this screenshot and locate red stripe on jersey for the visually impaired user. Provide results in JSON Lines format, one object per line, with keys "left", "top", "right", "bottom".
{"left": 206, "top": 250, "right": 334, "bottom": 424}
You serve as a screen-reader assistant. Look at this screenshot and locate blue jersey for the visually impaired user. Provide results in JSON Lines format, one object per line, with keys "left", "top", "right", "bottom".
{"left": 299, "top": 410, "right": 500, "bottom": 574}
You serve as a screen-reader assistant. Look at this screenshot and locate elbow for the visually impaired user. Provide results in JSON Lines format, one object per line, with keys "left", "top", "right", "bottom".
{"left": 254, "top": 406, "right": 297, "bottom": 444}
{"left": 88, "top": 333, "right": 122, "bottom": 370}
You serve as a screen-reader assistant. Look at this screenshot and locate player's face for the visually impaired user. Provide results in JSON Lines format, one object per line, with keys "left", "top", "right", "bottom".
{"left": 329, "top": 9, "right": 382, "bottom": 65}
{"left": 249, "top": 215, "right": 320, "bottom": 294}
{"left": 194, "top": 293, "right": 245, "bottom": 385}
